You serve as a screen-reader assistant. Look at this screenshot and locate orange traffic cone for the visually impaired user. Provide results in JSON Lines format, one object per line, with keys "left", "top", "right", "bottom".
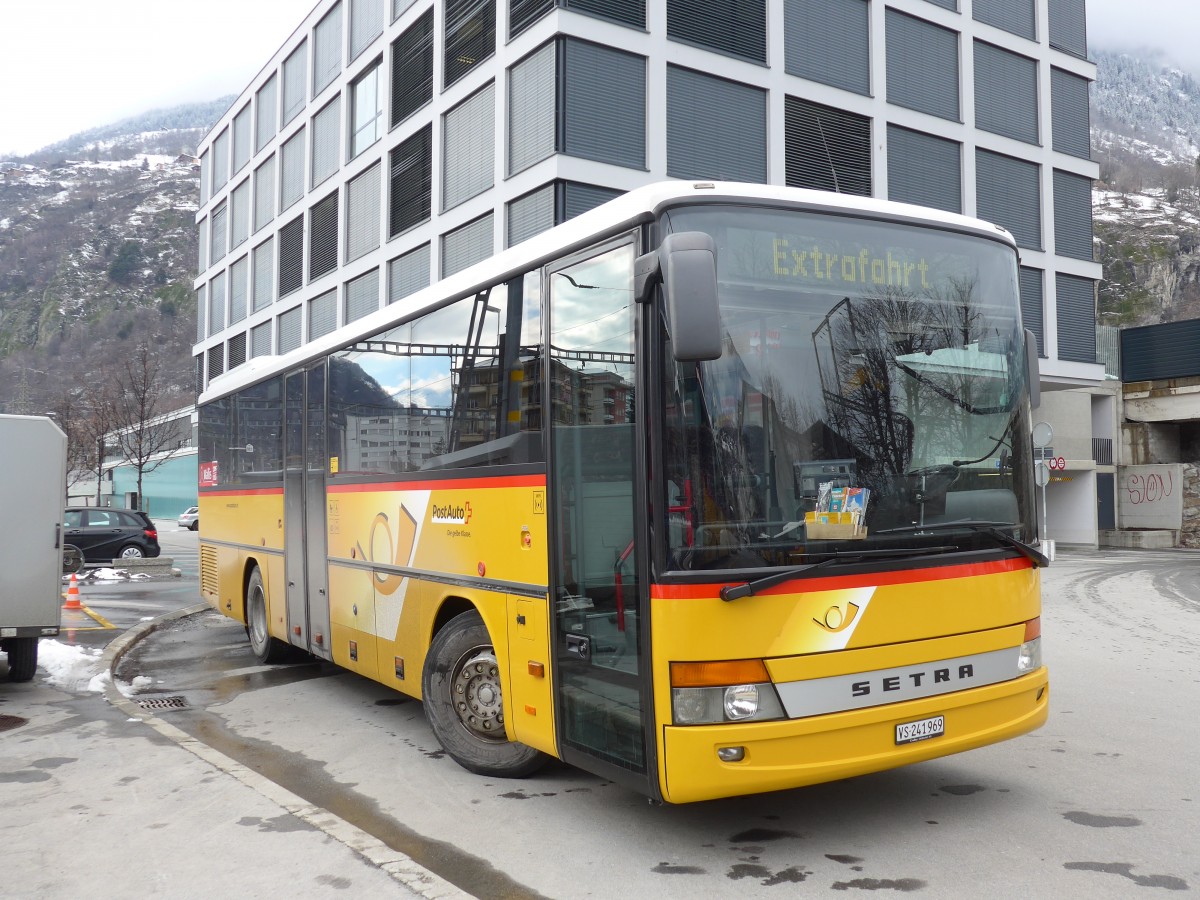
{"left": 63, "top": 573, "right": 82, "bottom": 610}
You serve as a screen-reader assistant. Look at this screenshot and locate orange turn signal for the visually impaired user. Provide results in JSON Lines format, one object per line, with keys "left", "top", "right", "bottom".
{"left": 671, "top": 659, "right": 770, "bottom": 688}
{"left": 1024, "top": 617, "right": 1041, "bottom": 641}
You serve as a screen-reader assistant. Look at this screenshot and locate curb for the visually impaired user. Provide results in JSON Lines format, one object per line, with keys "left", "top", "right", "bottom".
{"left": 100, "top": 605, "right": 470, "bottom": 900}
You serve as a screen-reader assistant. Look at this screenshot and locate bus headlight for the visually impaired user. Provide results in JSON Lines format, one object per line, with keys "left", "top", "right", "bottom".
{"left": 1017, "top": 636, "right": 1042, "bottom": 673}
{"left": 671, "top": 683, "right": 785, "bottom": 725}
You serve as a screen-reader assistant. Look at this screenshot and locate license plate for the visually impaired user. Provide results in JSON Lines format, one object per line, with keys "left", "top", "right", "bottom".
{"left": 895, "top": 715, "right": 945, "bottom": 745}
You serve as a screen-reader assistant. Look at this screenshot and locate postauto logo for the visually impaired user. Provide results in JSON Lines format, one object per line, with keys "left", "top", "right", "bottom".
{"left": 431, "top": 501, "right": 472, "bottom": 525}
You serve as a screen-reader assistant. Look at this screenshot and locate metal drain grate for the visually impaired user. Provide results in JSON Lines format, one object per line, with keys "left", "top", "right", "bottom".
{"left": 137, "top": 696, "right": 189, "bottom": 711}
{"left": 0, "top": 714, "right": 28, "bottom": 732}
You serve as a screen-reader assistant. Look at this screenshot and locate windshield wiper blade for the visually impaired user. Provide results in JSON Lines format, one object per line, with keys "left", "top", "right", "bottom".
{"left": 875, "top": 520, "right": 1050, "bottom": 568}
{"left": 720, "top": 545, "right": 958, "bottom": 602}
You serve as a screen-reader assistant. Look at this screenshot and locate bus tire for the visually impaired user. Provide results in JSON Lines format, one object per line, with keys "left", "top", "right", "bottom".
{"left": 246, "top": 567, "right": 290, "bottom": 664}
{"left": 6, "top": 637, "right": 38, "bottom": 682}
{"left": 422, "top": 609, "right": 546, "bottom": 778}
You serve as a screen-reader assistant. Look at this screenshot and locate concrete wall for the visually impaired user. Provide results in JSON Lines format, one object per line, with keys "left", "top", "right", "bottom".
{"left": 1039, "top": 468, "right": 1097, "bottom": 546}
{"left": 1035, "top": 391, "right": 1093, "bottom": 461}
{"left": 1117, "top": 464, "right": 1183, "bottom": 529}
{"left": 1122, "top": 421, "right": 1181, "bottom": 465}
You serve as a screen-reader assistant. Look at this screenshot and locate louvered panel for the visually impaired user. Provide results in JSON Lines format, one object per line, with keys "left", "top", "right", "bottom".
{"left": 563, "top": 39, "right": 645, "bottom": 169}
{"left": 232, "top": 103, "right": 252, "bottom": 174}
{"left": 974, "top": 41, "right": 1038, "bottom": 144}
{"left": 200, "top": 545, "right": 219, "bottom": 595}
{"left": 444, "top": 0, "right": 496, "bottom": 88}
{"left": 976, "top": 149, "right": 1041, "bottom": 250}
{"left": 443, "top": 82, "right": 495, "bottom": 210}
{"left": 1053, "top": 169, "right": 1093, "bottom": 261}
{"left": 347, "top": 162, "right": 382, "bottom": 262}
{"left": 256, "top": 75, "right": 277, "bottom": 152}
{"left": 345, "top": 267, "right": 380, "bottom": 322}
{"left": 230, "top": 180, "right": 250, "bottom": 249}
{"left": 254, "top": 155, "right": 276, "bottom": 233}
{"left": 1048, "top": 0, "right": 1086, "bottom": 57}
{"left": 350, "top": 0, "right": 384, "bottom": 61}
{"left": 562, "top": 182, "right": 621, "bottom": 220}
{"left": 229, "top": 256, "right": 249, "bottom": 323}
{"left": 227, "top": 332, "right": 247, "bottom": 370}
{"left": 277, "top": 306, "right": 302, "bottom": 353}
{"left": 784, "top": 0, "right": 869, "bottom": 96}
{"left": 391, "top": 9, "right": 434, "bottom": 127}
{"left": 974, "top": 0, "right": 1035, "bottom": 40}
{"left": 200, "top": 151, "right": 210, "bottom": 205}
{"left": 314, "top": 3, "right": 343, "bottom": 95}
{"left": 785, "top": 96, "right": 871, "bottom": 196}
{"left": 1020, "top": 267, "right": 1044, "bottom": 356}
{"left": 212, "top": 127, "right": 229, "bottom": 192}
{"left": 510, "top": 0, "right": 553, "bottom": 37}
{"left": 507, "top": 183, "right": 555, "bottom": 247}
{"left": 278, "top": 217, "right": 305, "bottom": 298}
{"left": 311, "top": 96, "right": 341, "bottom": 188}
{"left": 388, "top": 244, "right": 431, "bottom": 303}
{"left": 207, "top": 344, "right": 225, "bottom": 379}
{"left": 309, "top": 289, "right": 338, "bottom": 340}
{"left": 442, "top": 213, "right": 493, "bottom": 277}
{"left": 1056, "top": 274, "right": 1095, "bottom": 363}
{"left": 667, "top": 65, "right": 765, "bottom": 183}
{"left": 886, "top": 9, "right": 959, "bottom": 121}
{"left": 564, "top": 0, "right": 643, "bottom": 27}
{"left": 282, "top": 41, "right": 308, "bottom": 126}
{"left": 509, "top": 41, "right": 556, "bottom": 176}
{"left": 251, "top": 320, "right": 273, "bottom": 357}
{"left": 211, "top": 203, "right": 228, "bottom": 263}
{"left": 389, "top": 125, "right": 432, "bottom": 237}
{"left": 253, "top": 237, "right": 274, "bottom": 312}
{"left": 310, "top": 192, "right": 339, "bottom": 282}
{"left": 196, "top": 285, "right": 207, "bottom": 341}
{"left": 208, "top": 271, "right": 226, "bottom": 337}
{"left": 281, "top": 128, "right": 306, "bottom": 212}
{"left": 667, "top": 0, "right": 765, "bottom": 63}
{"left": 1052, "top": 67, "right": 1091, "bottom": 159}
{"left": 198, "top": 215, "right": 208, "bottom": 271}
{"left": 887, "top": 125, "right": 960, "bottom": 213}
{"left": 393, "top": 0, "right": 417, "bottom": 20}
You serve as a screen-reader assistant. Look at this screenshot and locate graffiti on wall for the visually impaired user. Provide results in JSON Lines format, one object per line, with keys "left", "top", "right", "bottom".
{"left": 1118, "top": 465, "right": 1183, "bottom": 528}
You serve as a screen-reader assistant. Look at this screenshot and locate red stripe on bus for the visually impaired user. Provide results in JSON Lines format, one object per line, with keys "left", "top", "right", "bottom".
{"left": 328, "top": 474, "right": 547, "bottom": 493}
{"left": 652, "top": 557, "right": 1032, "bottom": 600}
{"left": 202, "top": 487, "right": 284, "bottom": 497}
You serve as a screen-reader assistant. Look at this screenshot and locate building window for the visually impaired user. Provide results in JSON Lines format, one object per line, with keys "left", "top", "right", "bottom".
{"left": 510, "top": 0, "right": 552, "bottom": 38}
{"left": 351, "top": 61, "right": 383, "bottom": 158}
{"left": 1048, "top": 0, "right": 1086, "bottom": 58}
{"left": 784, "top": 0, "right": 869, "bottom": 96}
{"left": 784, "top": 97, "right": 870, "bottom": 196}
{"left": 282, "top": 41, "right": 308, "bottom": 127}
{"left": 198, "top": 215, "right": 208, "bottom": 271}
{"left": 667, "top": 0, "right": 765, "bottom": 64}
{"left": 313, "top": 2, "right": 343, "bottom": 96}
{"left": 563, "top": 39, "right": 645, "bottom": 169}
{"left": 278, "top": 305, "right": 303, "bottom": 353}
{"left": 309, "top": 289, "right": 338, "bottom": 340}
{"left": 253, "top": 237, "right": 274, "bottom": 312}
{"left": 445, "top": 0, "right": 495, "bottom": 89}
{"left": 347, "top": 162, "right": 382, "bottom": 262}
{"left": 443, "top": 81, "right": 495, "bottom": 210}
{"left": 345, "top": 267, "right": 380, "bottom": 322}
{"left": 667, "top": 66, "right": 766, "bottom": 183}
{"left": 232, "top": 103, "right": 252, "bottom": 175}
{"left": 391, "top": 9, "right": 434, "bottom": 128}
{"left": 886, "top": 9, "right": 960, "bottom": 122}
{"left": 350, "top": 0, "right": 384, "bottom": 62}
{"left": 230, "top": 179, "right": 250, "bottom": 249}
{"left": 393, "top": 0, "right": 418, "bottom": 21}
{"left": 199, "top": 150, "right": 210, "bottom": 206}
{"left": 976, "top": 148, "right": 1041, "bottom": 250}
{"left": 311, "top": 96, "right": 342, "bottom": 188}
{"left": 278, "top": 216, "right": 305, "bottom": 298}
{"left": 1020, "top": 267, "right": 1044, "bottom": 356}
{"left": 280, "top": 127, "right": 306, "bottom": 212}
{"left": 230, "top": 256, "right": 249, "bottom": 324}
{"left": 389, "top": 243, "right": 431, "bottom": 303}
{"left": 207, "top": 345, "right": 225, "bottom": 380}
{"left": 256, "top": 74, "right": 278, "bottom": 152}
{"left": 251, "top": 320, "right": 273, "bottom": 357}
{"left": 974, "top": 0, "right": 1035, "bottom": 40}
{"left": 211, "top": 202, "right": 228, "bottom": 264}
{"left": 310, "top": 191, "right": 339, "bottom": 282}
{"left": 922, "top": 0, "right": 957, "bottom": 9}
{"left": 228, "top": 332, "right": 247, "bottom": 370}
{"left": 563, "top": 0, "right": 643, "bottom": 28}
{"left": 442, "top": 212, "right": 493, "bottom": 277}
{"left": 1056, "top": 274, "right": 1096, "bottom": 363}
{"left": 507, "top": 183, "right": 555, "bottom": 247}
{"left": 1052, "top": 68, "right": 1091, "bottom": 159}
{"left": 974, "top": 41, "right": 1038, "bottom": 144}
{"left": 196, "top": 285, "right": 207, "bottom": 342}
{"left": 254, "top": 155, "right": 276, "bottom": 233}
{"left": 208, "top": 271, "right": 226, "bottom": 337}
{"left": 1054, "top": 169, "right": 1093, "bottom": 261}
{"left": 887, "top": 125, "right": 960, "bottom": 213}
{"left": 508, "top": 41, "right": 556, "bottom": 175}
{"left": 212, "top": 127, "right": 229, "bottom": 193}
{"left": 389, "top": 124, "right": 432, "bottom": 237}
{"left": 562, "top": 181, "right": 622, "bottom": 218}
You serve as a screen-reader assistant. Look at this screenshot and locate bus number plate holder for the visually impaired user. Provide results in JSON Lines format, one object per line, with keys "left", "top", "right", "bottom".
{"left": 895, "top": 715, "right": 944, "bottom": 745}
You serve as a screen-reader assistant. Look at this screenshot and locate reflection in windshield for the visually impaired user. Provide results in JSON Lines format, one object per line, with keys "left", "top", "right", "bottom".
{"left": 661, "top": 206, "right": 1035, "bottom": 571}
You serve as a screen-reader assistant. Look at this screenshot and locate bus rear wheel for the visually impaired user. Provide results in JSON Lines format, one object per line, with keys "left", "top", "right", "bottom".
{"left": 246, "top": 567, "right": 290, "bottom": 664}
{"left": 422, "top": 609, "right": 545, "bottom": 778}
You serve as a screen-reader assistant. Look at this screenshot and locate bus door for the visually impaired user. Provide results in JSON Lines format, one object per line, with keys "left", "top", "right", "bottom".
{"left": 547, "top": 241, "right": 653, "bottom": 791}
{"left": 283, "top": 364, "right": 333, "bottom": 661}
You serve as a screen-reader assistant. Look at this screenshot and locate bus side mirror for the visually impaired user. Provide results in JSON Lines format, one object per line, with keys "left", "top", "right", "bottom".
{"left": 1025, "top": 327, "right": 1041, "bottom": 409}
{"left": 658, "top": 232, "right": 721, "bottom": 361}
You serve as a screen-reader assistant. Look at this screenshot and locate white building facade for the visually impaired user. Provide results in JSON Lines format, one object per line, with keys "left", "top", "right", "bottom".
{"left": 193, "top": 0, "right": 1104, "bottom": 534}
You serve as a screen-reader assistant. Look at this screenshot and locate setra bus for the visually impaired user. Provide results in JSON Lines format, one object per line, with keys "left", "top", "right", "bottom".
{"left": 197, "top": 181, "right": 1048, "bottom": 803}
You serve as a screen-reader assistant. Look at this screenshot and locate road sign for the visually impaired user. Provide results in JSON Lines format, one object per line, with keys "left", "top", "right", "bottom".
{"left": 1056, "top": 456, "right": 1065, "bottom": 471}
{"left": 1035, "top": 461, "right": 1050, "bottom": 486}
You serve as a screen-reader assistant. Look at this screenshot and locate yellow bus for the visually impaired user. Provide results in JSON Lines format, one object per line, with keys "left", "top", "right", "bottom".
{"left": 198, "top": 181, "right": 1048, "bottom": 803}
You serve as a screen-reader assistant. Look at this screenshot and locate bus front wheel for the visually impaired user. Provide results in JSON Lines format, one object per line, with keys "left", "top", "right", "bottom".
{"left": 246, "top": 567, "right": 291, "bottom": 664}
{"left": 422, "top": 609, "right": 545, "bottom": 778}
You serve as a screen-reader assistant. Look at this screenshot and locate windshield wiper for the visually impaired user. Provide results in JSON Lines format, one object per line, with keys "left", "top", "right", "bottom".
{"left": 720, "top": 545, "right": 957, "bottom": 602}
{"left": 875, "top": 520, "right": 1049, "bottom": 568}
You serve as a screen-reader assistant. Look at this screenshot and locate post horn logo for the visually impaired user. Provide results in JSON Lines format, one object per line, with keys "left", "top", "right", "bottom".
{"left": 814, "top": 601, "right": 861, "bottom": 633}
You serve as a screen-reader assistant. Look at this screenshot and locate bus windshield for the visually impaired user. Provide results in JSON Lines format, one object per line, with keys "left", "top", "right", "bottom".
{"left": 659, "top": 204, "right": 1036, "bottom": 571}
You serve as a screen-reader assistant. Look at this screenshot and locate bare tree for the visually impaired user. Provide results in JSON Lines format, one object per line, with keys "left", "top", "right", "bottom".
{"left": 43, "top": 386, "right": 114, "bottom": 500}
{"left": 104, "top": 342, "right": 185, "bottom": 511}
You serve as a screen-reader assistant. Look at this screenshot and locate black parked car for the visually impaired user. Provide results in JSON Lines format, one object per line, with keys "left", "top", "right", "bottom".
{"left": 63, "top": 508, "right": 161, "bottom": 564}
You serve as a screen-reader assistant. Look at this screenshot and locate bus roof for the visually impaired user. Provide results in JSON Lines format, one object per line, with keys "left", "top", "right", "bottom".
{"left": 199, "top": 180, "right": 1017, "bottom": 405}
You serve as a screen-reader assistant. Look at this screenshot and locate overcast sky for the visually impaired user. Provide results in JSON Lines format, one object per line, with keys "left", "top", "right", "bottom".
{"left": 0, "top": 0, "right": 1195, "bottom": 157}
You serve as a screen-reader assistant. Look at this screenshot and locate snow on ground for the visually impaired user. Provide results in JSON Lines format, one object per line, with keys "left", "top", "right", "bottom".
{"left": 36, "top": 639, "right": 106, "bottom": 692}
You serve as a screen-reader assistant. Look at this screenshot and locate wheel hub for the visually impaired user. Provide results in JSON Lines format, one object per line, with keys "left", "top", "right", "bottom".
{"left": 452, "top": 647, "right": 504, "bottom": 741}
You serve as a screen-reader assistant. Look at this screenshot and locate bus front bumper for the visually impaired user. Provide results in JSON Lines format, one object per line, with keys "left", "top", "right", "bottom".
{"left": 660, "top": 667, "right": 1048, "bottom": 804}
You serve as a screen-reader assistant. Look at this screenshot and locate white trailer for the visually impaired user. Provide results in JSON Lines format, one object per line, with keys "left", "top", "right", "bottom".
{"left": 0, "top": 415, "right": 66, "bottom": 682}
